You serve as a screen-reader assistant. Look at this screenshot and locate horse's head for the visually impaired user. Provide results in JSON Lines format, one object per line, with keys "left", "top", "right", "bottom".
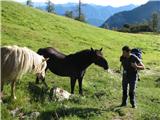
{"left": 90, "top": 48, "right": 109, "bottom": 70}
{"left": 33, "top": 57, "right": 48, "bottom": 81}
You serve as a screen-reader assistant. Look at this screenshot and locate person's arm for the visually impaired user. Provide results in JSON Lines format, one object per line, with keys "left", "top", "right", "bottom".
{"left": 131, "top": 62, "right": 145, "bottom": 70}
{"left": 137, "top": 62, "right": 145, "bottom": 70}
{"left": 131, "top": 55, "right": 145, "bottom": 70}
{"left": 120, "top": 63, "right": 122, "bottom": 71}
{"left": 119, "top": 56, "right": 123, "bottom": 72}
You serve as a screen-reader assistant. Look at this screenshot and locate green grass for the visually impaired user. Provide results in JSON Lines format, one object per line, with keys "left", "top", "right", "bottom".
{"left": 1, "top": 1, "right": 160, "bottom": 120}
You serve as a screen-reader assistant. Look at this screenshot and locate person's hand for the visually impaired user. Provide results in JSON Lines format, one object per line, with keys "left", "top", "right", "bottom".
{"left": 131, "top": 63, "right": 137, "bottom": 70}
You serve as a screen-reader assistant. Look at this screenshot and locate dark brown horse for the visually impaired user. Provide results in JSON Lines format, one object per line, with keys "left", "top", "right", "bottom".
{"left": 36, "top": 47, "right": 109, "bottom": 95}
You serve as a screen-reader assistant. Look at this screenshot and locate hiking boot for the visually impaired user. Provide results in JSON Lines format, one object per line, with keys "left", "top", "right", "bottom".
{"left": 132, "top": 105, "right": 137, "bottom": 109}
{"left": 120, "top": 103, "right": 127, "bottom": 107}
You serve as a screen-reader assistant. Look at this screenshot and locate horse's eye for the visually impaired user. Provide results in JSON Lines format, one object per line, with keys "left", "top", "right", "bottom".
{"left": 96, "top": 56, "right": 101, "bottom": 59}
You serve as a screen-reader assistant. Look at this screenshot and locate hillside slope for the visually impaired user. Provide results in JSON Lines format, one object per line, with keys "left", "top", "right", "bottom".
{"left": 1, "top": 1, "right": 160, "bottom": 120}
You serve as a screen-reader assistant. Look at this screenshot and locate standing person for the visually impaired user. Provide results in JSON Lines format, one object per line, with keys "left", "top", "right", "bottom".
{"left": 120, "top": 46, "right": 145, "bottom": 108}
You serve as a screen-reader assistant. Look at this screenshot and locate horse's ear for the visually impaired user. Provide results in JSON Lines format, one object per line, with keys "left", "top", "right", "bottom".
{"left": 91, "top": 47, "right": 94, "bottom": 51}
{"left": 100, "top": 48, "right": 103, "bottom": 51}
{"left": 42, "top": 58, "right": 49, "bottom": 62}
{"left": 45, "top": 58, "right": 49, "bottom": 61}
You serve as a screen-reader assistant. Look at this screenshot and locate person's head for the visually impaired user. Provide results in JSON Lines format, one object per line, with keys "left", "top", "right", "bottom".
{"left": 122, "top": 46, "right": 131, "bottom": 58}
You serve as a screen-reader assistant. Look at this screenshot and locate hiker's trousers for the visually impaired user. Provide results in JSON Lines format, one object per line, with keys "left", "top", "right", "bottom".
{"left": 122, "top": 74, "right": 137, "bottom": 106}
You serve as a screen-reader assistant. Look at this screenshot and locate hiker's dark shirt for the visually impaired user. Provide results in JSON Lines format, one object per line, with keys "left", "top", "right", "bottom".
{"left": 120, "top": 54, "right": 140, "bottom": 77}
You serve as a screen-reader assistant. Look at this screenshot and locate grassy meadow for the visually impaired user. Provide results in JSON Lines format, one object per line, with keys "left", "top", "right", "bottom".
{"left": 1, "top": 1, "right": 160, "bottom": 120}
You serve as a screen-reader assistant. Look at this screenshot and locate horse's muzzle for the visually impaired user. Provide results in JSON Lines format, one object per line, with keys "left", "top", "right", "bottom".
{"left": 104, "top": 66, "right": 109, "bottom": 70}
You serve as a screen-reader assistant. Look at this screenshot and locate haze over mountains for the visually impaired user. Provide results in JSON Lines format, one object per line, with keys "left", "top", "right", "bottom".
{"left": 32, "top": 2, "right": 137, "bottom": 26}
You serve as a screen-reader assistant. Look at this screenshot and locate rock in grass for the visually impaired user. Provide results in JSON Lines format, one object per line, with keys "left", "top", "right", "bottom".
{"left": 10, "top": 107, "right": 22, "bottom": 117}
{"left": 30, "top": 112, "right": 40, "bottom": 119}
{"left": 50, "top": 87, "right": 71, "bottom": 101}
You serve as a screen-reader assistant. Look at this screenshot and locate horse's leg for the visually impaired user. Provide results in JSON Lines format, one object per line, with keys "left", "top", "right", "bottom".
{"left": 70, "top": 77, "right": 76, "bottom": 94}
{"left": 78, "top": 77, "right": 83, "bottom": 95}
{"left": 78, "top": 71, "right": 85, "bottom": 95}
{"left": 35, "top": 77, "right": 39, "bottom": 84}
{"left": 1, "top": 80, "right": 4, "bottom": 92}
{"left": 0, "top": 80, "right": 4, "bottom": 102}
{"left": 42, "top": 78, "right": 48, "bottom": 88}
{"left": 11, "top": 79, "right": 17, "bottom": 99}
{"left": 42, "top": 67, "right": 48, "bottom": 88}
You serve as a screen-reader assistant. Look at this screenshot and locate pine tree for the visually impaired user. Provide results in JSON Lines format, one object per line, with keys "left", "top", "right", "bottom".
{"left": 151, "top": 12, "right": 158, "bottom": 32}
{"left": 65, "top": 11, "right": 73, "bottom": 19}
{"left": 75, "top": 0, "right": 85, "bottom": 22}
{"left": 46, "top": 0, "right": 54, "bottom": 13}
{"left": 26, "top": 0, "right": 33, "bottom": 7}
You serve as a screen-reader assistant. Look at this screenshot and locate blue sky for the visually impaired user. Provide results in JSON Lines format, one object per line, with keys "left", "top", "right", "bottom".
{"left": 15, "top": 0, "right": 150, "bottom": 7}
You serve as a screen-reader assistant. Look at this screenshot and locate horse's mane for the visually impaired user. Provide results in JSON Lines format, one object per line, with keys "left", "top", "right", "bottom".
{"left": 1, "top": 45, "right": 46, "bottom": 80}
{"left": 66, "top": 49, "right": 91, "bottom": 58}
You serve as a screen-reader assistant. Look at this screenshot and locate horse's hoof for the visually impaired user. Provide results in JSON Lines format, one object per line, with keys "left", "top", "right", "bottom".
{"left": 14, "top": 96, "right": 17, "bottom": 100}
{"left": 11, "top": 96, "right": 17, "bottom": 100}
{"left": 79, "top": 92, "right": 83, "bottom": 96}
{"left": 35, "top": 81, "right": 39, "bottom": 84}
{"left": 80, "top": 94, "right": 84, "bottom": 96}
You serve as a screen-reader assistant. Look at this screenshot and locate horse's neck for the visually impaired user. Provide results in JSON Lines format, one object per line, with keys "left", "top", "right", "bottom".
{"left": 31, "top": 52, "right": 43, "bottom": 73}
{"left": 68, "top": 52, "right": 93, "bottom": 70}
{"left": 80, "top": 59, "right": 93, "bottom": 70}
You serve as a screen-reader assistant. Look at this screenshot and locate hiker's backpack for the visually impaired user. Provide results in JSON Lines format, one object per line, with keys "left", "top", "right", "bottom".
{"left": 131, "top": 48, "right": 142, "bottom": 59}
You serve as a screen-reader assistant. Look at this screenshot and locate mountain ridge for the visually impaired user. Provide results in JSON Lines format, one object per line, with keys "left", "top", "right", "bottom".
{"left": 102, "top": 1, "right": 160, "bottom": 29}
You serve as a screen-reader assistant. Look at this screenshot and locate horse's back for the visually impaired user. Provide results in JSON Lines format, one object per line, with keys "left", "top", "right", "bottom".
{"left": 37, "top": 47, "right": 66, "bottom": 59}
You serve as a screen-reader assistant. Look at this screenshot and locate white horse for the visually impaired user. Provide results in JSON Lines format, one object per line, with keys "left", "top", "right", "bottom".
{"left": 1, "top": 45, "right": 48, "bottom": 99}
